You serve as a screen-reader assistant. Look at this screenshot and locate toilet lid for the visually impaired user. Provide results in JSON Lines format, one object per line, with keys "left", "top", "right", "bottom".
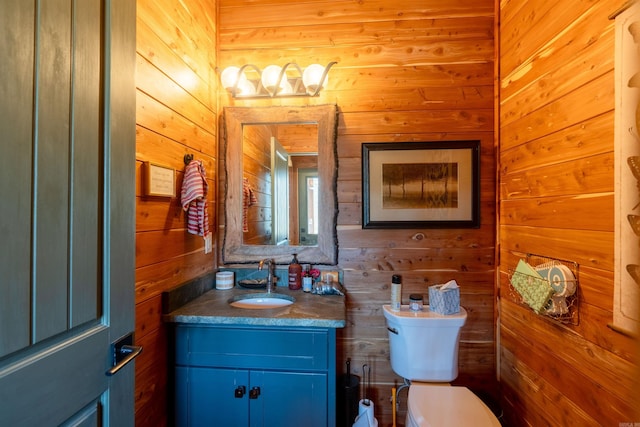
{"left": 407, "top": 385, "right": 501, "bottom": 427}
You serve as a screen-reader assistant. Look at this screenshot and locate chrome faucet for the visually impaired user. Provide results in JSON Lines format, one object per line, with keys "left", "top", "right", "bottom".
{"left": 258, "top": 258, "right": 277, "bottom": 293}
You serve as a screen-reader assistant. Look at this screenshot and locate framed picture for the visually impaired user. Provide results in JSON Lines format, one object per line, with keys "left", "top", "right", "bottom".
{"left": 144, "top": 161, "right": 175, "bottom": 197}
{"left": 362, "top": 141, "right": 480, "bottom": 229}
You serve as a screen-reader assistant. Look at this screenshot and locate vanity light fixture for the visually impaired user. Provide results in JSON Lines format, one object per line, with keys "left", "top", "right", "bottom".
{"left": 220, "top": 62, "right": 337, "bottom": 98}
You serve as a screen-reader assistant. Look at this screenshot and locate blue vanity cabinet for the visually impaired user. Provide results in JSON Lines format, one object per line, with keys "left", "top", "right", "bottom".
{"left": 176, "top": 366, "right": 250, "bottom": 426}
{"left": 174, "top": 324, "right": 337, "bottom": 427}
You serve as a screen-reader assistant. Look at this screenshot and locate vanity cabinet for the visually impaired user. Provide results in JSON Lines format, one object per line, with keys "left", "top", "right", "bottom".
{"left": 174, "top": 324, "right": 337, "bottom": 427}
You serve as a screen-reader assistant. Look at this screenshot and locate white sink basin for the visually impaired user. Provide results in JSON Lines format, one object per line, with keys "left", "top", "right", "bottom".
{"left": 229, "top": 293, "right": 295, "bottom": 309}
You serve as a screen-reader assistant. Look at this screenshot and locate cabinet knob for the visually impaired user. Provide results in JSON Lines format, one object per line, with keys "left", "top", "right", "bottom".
{"left": 234, "top": 385, "right": 246, "bottom": 398}
{"left": 249, "top": 386, "right": 261, "bottom": 399}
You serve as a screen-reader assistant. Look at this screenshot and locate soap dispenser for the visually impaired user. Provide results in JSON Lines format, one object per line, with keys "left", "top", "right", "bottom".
{"left": 288, "top": 253, "right": 302, "bottom": 290}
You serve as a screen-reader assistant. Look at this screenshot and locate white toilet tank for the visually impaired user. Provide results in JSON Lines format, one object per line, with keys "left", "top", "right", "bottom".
{"left": 383, "top": 304, "right": 467, "bottom": 382}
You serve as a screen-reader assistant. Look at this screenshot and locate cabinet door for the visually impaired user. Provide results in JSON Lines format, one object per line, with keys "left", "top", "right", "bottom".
{"left": 250, "top": 370, "right": 328, "bottom": 427}
{"left": 176, "top": 366, "right": 249, "bottom": 427}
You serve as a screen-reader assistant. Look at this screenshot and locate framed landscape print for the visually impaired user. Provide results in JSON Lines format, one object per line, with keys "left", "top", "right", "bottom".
{"left": 361, "top": 141, "right": 480, "bottom": 229}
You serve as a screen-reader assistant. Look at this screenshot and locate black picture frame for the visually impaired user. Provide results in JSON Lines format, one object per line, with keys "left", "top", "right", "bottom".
{"left": 362, "top": 140, "right": 480, "bottom": 229}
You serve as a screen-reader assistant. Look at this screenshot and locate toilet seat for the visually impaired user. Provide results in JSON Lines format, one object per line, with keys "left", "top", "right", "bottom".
{"left": 406, "top": 384, "right": 501, "bottom": 427}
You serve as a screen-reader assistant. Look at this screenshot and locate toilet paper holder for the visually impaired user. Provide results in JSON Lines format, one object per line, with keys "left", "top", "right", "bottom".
{"left": 352, "top": 364, "right": 378, "bottom": 427}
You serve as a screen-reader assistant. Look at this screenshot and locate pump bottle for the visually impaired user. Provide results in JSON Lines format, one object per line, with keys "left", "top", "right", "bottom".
{"left": 288, "top": 253, "right": 302, "bottom": 290}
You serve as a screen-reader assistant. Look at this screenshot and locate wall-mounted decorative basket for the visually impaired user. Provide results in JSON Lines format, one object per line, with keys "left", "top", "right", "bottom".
{"left": 508, "top": 253, "right": 579, "bottom": 325}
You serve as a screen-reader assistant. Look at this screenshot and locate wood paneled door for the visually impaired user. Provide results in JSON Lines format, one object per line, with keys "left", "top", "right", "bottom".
{"left": 0, "top": 0, "right": 136, "bottom": 425}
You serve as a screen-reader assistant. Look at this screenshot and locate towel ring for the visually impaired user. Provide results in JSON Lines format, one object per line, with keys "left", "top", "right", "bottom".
{"left": 184, "top": 154, "right": 194, "bottom": 165}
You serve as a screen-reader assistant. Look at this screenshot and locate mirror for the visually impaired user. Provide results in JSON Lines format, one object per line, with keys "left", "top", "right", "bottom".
{"left": 222, "top": 105, "right": 338, "bottom": 265}
{"left": 242, "top": 123, "right": 318, "bottom": 247}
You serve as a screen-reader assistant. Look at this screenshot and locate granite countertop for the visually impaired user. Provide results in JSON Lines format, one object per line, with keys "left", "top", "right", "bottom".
{"left": 165, "top": 285, "right": 346, "bottom": 328}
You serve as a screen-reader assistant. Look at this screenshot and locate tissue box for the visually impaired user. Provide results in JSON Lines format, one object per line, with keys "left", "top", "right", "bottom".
{"left": 428, "top": 284, "right": 460, "bottom": 315}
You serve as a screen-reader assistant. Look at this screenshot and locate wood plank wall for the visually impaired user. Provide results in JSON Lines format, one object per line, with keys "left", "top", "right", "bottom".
{"left": 218, "top": 1, "right": 498, "bottom": 426}
{"left": 134, "top": 1, "right": 217, "bottom": 425}
{"left": 498, "top": 0, "right": 640, "bottom": 425}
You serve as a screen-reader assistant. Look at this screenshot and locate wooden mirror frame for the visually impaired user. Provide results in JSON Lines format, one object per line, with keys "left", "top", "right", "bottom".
{"left": 221, "top": 105, "right": 339, "bottom": 265}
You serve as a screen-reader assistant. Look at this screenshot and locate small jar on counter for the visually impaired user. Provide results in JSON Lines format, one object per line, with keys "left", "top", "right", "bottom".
{"left": 302, "top": 276, "right": 313, "bottom": 292}
{"left": 409, "top": 294, "right": 424, "bottom": 312}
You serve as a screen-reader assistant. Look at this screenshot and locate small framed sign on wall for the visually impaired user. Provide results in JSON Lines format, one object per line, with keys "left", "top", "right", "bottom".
{"left": 361, "top": 140, "right": 480, "bottom": 229}
{"left": 144, "top": 161, "right": 175, "bottom": 197}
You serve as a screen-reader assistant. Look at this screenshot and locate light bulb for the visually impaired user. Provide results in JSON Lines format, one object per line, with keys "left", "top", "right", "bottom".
{"left": 221, "top": 66, "right": 252, "bottom": 95}
{"left": 302, "top": 64, "right": 327, "bottom": 94}
{"left": 261, "top": 65, "right": 284, "bottom": 93}
{"left": 237, "top": 79, "right": 256, "bottom": 96}
{"left": 278, "top": 81, "right": 293, "bottom": 95}
{"left": 221, "top": 67, "right": 240, "bottom": 91}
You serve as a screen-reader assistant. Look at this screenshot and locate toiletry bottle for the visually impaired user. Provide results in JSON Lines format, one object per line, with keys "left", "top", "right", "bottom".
{"left": 288, "top": 253, "right": 302, "bottom": 290}
{"left": 409, "top": 294, "right": 424, "bottom": 311}
{"left": 302, "top": 265, "right": 313, "bottom": 292}
{"left": 390, "top": 274, "right": 402, "bottom": 311}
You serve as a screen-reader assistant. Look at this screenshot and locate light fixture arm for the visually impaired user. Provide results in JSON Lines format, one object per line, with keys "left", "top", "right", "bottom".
{"left": 273, "top": 62, "right": 303, "bottom": 96}
{"left": 230, "top": 64, "right": 262, "bottom": 97}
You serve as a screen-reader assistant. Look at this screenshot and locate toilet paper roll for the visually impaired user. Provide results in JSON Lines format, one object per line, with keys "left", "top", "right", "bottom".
{"left": 216, "top": 271, "right": 234, "bottom": 290}
{"left": 352, "top": 400, "right": 378, "bottom": 427}
{"left": 547, "top": 264, "right": 576, "bottom": 297}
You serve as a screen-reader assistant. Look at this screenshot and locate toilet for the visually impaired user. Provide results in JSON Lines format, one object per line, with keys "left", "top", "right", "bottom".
{"left": 383, "top": 304, "right": 501, "bottom": 427}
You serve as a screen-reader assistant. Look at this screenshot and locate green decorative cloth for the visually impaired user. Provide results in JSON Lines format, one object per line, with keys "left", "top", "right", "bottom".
{"left": 511, "top": 259, "right": 554, "bottom": 313}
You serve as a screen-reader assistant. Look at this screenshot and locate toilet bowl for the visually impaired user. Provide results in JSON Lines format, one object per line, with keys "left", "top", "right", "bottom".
{"left": 383, "top": 304, "right": 500, "bottom": 426}
{"left": 406, "top": 383, "right": 501, "bottom": 427}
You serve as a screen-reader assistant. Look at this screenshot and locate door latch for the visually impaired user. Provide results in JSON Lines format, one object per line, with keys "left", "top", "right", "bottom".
{"left": 106, "top": 332, "right": 143, "bottom": 376}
